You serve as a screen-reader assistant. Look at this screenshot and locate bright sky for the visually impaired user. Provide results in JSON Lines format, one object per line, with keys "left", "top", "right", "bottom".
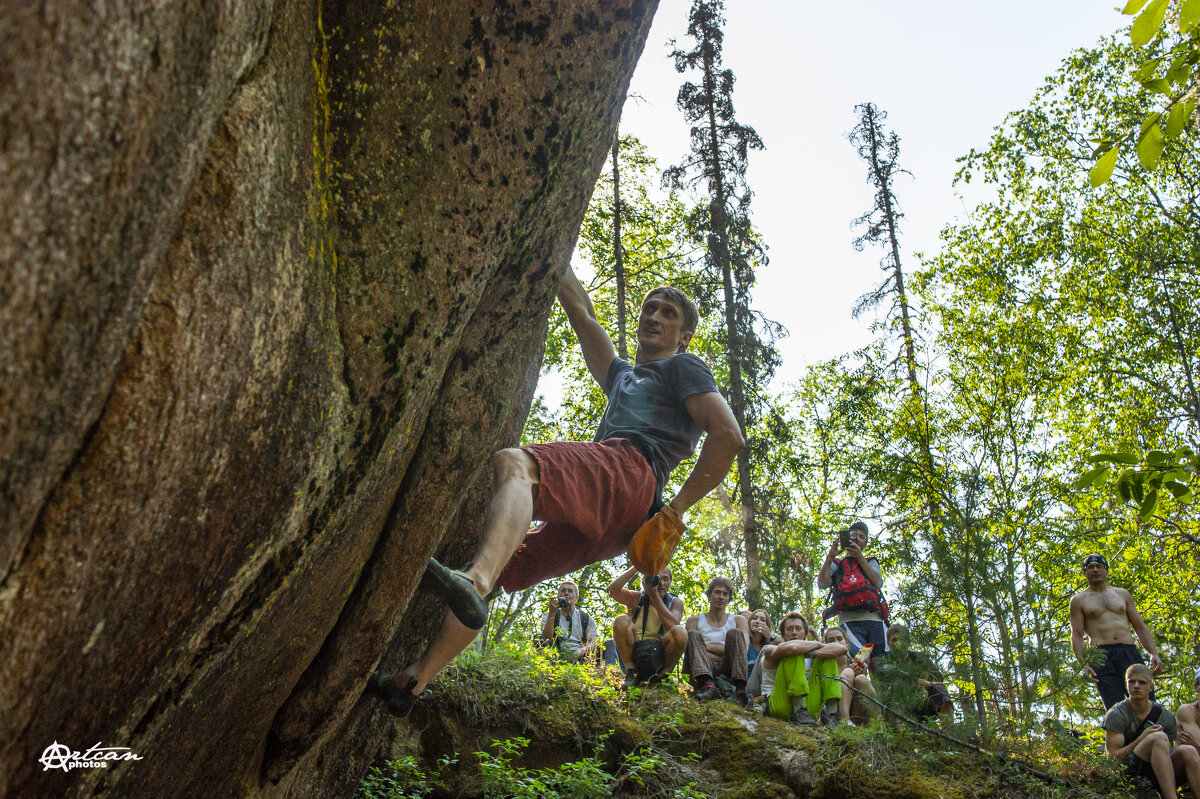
{"left": 609, "top": 0, "right": 1131, "bottom": 387}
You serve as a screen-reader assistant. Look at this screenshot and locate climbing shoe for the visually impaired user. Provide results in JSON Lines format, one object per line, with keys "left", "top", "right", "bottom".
{"left": 423, "top": 558, "right": 488, "bottom": 630}
{"left": 734, "top": 687, "right": 749, "bottom": 707}
{"left": 622, "top": 669, "right": 641, "bottom": 689}
{"left": 368, "top": 672, "right": 428, "bottom": 718}
{"left": 693, "top": 681, "right": 720, "bottom": 702}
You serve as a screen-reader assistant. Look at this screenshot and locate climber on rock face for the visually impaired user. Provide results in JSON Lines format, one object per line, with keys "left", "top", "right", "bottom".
{"left": 370, "top": 263, "right": 744, "bottom": 716}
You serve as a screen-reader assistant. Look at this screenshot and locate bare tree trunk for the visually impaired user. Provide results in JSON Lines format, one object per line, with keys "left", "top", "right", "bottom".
{"left": 612, "top": 132, "right": 629, "bottom": 360}
{"left": 701, "top": 47, "right": 760, "bottom": 609}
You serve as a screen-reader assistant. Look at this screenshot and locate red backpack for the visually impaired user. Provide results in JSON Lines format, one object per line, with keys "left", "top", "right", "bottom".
{"left": 822, "top": 557, "right": 889, "bottom": 622}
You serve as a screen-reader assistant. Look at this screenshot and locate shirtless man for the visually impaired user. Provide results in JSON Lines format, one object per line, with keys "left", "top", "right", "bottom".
{"left": 1069, "top": 553, "right": 1163, "bottom": 709}
{"left": 1178, "top": 667, "right": 1200, "bottom": 757}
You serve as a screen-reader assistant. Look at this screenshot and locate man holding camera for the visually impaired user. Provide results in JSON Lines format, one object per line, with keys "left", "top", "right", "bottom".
{"left": 818, "top": 520, "right": 887, "bottom": 668}
{"left": 541, "top": 580, "right": 597, "bottom": 663}
{"left": 608, "top": 565, "right": 686, "bottom": 685}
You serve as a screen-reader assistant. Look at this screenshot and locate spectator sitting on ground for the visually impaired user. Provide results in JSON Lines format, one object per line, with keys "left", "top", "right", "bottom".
{"left": 540, "top": 581, "right": 597, "bottom": 664}
{"left": 760, "top": 612, "right": 846, "bottom": 726}
{"left": 822, "top": 626, "right": 877, "bottom": 724}
{"left": 683, "top": 577, "right": 750, "bottom": 704}
{"left": 608, "top": 565, "right": 686, "bottom": 685}
{"left": 1103, "top": 664, "right": 1199, "bottom": 799}
{"left": 1174, "top": 668, "right": 1200, "bottom": 776}
{"left": 877, "top": 624, "right": 953, "bottom": 720}
{"left": 747, "top": 609, "right": 777, "bottom": 678}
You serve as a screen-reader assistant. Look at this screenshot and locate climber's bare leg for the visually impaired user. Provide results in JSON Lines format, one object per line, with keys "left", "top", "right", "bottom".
{"left": 393, "top": 447, "right": 538, "bottom": 693}
{"left": 466, "top": 448, "right": 539, "bottom": 593}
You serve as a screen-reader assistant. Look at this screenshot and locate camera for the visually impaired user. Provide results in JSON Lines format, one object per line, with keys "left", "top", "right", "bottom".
{"left": 839, "top": 528, "right": 853, "bottom": 549}
{"left": 644, "top": 574, "right": 661, "bottom": 588}
{"left": 557, "top": 597, "right": 569, "bottom": 609}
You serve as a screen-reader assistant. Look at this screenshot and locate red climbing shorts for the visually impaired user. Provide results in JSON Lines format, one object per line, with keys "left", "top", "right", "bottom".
{"left": 498, "top": 438, "right": 656, "bottom": 592}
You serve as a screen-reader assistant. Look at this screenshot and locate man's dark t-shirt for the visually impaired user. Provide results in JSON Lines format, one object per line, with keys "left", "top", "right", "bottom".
{"left": 594, "top": 354, "right": 718, "bottom": 497}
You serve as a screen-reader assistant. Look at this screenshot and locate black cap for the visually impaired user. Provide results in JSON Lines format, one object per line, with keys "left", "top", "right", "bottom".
{"left": 1082, "top": 553, "right": 1108, "bottom": 569}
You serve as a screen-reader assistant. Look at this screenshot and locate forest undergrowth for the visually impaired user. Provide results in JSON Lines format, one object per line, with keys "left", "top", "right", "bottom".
{"left": 357, "top": 641, "right": 1142, "bottom": 799}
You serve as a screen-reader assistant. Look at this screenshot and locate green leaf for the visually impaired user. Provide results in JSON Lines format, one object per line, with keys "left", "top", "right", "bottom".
{"left": 1165, "top": 480, "right": 1192, "bottom": 498}
{"left": 1090, "top": 147, "right": 1120, "bottom": 187}
{"left": 1076, "top": 466, "right": 1110, "bottom": 489}
{"left": 1167, "top": 102, "right": 1188, "bottom": 137}
{"left": 1181, "top": 0, "right": 1200, "bottom": 33}
{"left": 1134, "top": 58, "right": 1164, "bottom": 81}
{"left": 1142, "top": 77, "right": 1172, "bottom": 94}
{"left": 1139, "top": 488, "right": 1159, "bottom": 520}
{"left": 1131, "top": 473, "right": 1145, "bottom": 503}
{"left": 1146, "top": 449, "right": 1168, "bottom": 466}
{"left": 1093, "top": 451, "right": 1141, "bottom": 465}
{"left": 1132, "top": 0, "right": 1170, "bottom": 46}
{"left": 1137, "top": 123, "right": 1165, "bottom": 169}
{"left": 1123, "top": 0, "right": 1152, "bottom": 14}
{"left": 1119, "top": 476, "right": 1133, "bottom": 503}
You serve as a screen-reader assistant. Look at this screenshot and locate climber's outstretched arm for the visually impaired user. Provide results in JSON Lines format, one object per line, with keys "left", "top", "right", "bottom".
{"left": 558, "top": 264, "right": 616, "bottom": 388}
{"left": 667, "top": 391, "right": 743, "bottom": 515}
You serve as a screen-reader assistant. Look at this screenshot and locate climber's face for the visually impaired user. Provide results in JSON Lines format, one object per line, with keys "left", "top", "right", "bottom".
{"left": 636, "top": 295, "right": 692, "bottom": 360}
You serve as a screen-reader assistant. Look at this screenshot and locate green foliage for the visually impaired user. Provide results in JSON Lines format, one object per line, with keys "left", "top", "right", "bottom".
{"left": 1090, "top": 0, "right": 1199, "bottom": 182}
{"left": 1079, "top": 447, "right": 1197, "bottom": 520}
{"left": 478, "top": 736, "right": 613, "bottom": 799}
{"left": 356, "top": 754, "right": 456, "bottom": 799}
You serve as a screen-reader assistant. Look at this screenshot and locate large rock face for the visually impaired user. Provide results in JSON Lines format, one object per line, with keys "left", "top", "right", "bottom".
{"left": 0, "top": 2, "right": 656, "bottom": 796}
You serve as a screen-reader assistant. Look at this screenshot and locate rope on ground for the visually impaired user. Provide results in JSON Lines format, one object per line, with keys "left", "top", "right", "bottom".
{"left": 817, "top": 674, "right": 1105, "bottom": 798}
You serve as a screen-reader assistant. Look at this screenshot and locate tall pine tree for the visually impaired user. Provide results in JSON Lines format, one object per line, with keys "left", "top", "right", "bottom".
{"left": 665, "top": 0, "right": 781, "bottom": 609}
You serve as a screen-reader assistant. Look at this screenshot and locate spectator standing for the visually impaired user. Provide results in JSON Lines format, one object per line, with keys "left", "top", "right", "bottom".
{"left": 1069, "top": 553, "right": 1163, "bottom": 709}
{"left": 818, "top": 521, "right": 887, "bottom": 669}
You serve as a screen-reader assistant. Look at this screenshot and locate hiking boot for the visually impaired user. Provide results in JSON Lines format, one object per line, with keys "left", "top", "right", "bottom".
{"left": 792, "top": 704, "right": 818, "bottom": 726}
{"left": 694, "top": 682, "right": 721, "bottom": 702}
{"left": 423, "top": 558, "right": 488, "bottom": 630}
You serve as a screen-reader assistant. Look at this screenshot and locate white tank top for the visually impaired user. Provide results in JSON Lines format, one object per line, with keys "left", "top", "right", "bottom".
{"left": 762, "top": 661, "right": 777, "bottom": 696}
{"left": 697, "top": 611, "right": 737, "bottom": 647}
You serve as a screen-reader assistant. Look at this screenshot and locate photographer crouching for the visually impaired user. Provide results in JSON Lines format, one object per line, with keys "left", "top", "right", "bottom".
{"left": 541, "top": 581, "right": 598, "bottom": 664}
{"left": 608, "top": 565, "right": 686, "bottom": 686}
